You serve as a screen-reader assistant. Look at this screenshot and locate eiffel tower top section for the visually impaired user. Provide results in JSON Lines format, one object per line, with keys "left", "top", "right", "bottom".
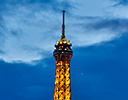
{"left": 53, "top": 10, "right": 73, "bottom": 56}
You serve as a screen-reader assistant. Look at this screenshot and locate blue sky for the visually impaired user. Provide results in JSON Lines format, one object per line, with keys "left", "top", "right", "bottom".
{"left": 0, "top": 0, "right": 128, "bottom": 100}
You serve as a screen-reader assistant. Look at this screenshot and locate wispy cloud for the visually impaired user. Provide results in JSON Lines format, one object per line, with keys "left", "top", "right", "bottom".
{"left": 0, "top": 0, "right": 128, "bottom": 63}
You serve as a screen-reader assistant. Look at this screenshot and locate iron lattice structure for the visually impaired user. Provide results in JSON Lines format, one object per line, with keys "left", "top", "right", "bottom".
{"left": 53, "top": 11, "right": 73, "bottom": 100}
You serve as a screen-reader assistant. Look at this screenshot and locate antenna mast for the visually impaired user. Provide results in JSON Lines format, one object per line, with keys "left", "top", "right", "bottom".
{"left": 61, "top": 10, "right": 66, "bottom": 39}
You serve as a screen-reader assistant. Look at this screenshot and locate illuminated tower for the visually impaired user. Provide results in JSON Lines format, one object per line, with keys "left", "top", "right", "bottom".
{"left": 53, "top": 10, "right": 73, "bottom": 100}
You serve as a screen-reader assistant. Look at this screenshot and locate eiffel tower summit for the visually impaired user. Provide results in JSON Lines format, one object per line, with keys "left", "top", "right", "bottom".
{"left": 53, "top": 10, "right": 73, "bottom": 100}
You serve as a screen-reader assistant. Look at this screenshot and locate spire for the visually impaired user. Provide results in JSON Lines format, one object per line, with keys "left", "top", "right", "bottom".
{"left": 61, "top": 10, "right": 66, "bottom": 40}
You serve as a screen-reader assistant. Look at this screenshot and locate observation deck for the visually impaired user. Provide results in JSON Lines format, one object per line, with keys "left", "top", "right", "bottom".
{"left": 53, "top": 40, "right": 73, "bottom": 55}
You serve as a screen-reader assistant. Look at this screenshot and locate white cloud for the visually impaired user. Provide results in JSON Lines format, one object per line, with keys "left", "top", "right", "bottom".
{"left": 107, "top": 5, "right": 128, "bottom": 19}
{"left": 0, "top": 0, "right": 127, "bottom": 64}
{"left": 70, "top": 29, "right": 119, "bottom": 47}
{"left": 68, "top": 0, "right": 115, "bottom": 17}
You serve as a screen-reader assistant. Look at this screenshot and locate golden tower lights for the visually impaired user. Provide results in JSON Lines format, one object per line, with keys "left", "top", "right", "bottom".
{"left": 53, "top": 10, "right": 73, "bottom": 100}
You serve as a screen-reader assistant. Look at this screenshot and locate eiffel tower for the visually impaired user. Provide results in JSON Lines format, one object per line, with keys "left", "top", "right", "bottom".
{"left": 53, "top": 10, "right": 73, "bottom": 100}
